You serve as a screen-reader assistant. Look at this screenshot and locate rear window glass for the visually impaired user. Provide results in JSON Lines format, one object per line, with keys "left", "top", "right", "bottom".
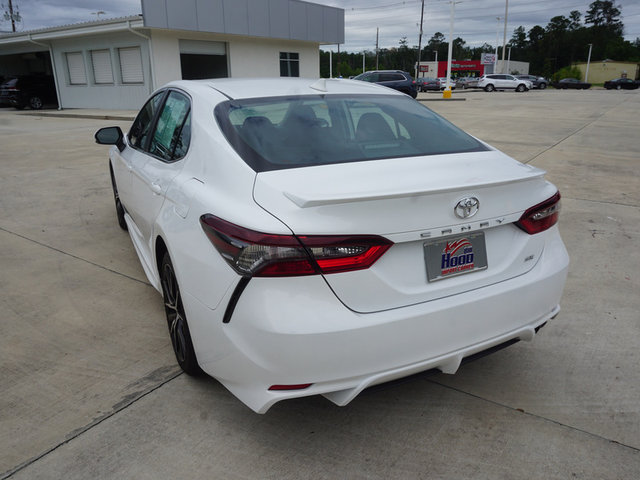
{"left": 215, "top": 94, "right": 488, "bottom": 172}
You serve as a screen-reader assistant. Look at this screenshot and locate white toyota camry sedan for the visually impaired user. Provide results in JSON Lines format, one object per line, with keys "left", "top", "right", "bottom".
{"left": 95, "top": 78, "right": 569, "bottom": 413}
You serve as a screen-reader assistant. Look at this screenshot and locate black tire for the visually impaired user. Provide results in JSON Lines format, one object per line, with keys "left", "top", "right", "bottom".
{"left": 516, "top": 84, "right": 526, "bottom": 92}
{"left": 160, "top": 252, "right": 202, "bottom": 376}
{"left": 484, "top": 84, "right": 495, "bottom": 92}
{"left": 29, "top": 96, "right": 43, "bottom": 110}
{"left": 616, "top": 85, "right": 621, "bottom": 90}
{"left": 539, "top": 83, "right": 547, "bottom": 90}
{"left": 109, "top": 166, "right": 128, "bottom": 231}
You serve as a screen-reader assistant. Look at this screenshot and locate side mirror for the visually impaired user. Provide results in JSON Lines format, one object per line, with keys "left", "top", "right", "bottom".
{"left": 95, "top": 126, "right": 125, "bottom": 152}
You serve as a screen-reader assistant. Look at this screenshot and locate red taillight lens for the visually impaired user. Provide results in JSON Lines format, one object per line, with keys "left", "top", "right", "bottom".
{"left": 516, "top": 192, "right": 561, "bottom": 234}
{"left": 297, "top": 235, "right": 392, "bottom": 274}
{"left": 200, "top": 214, "right": 392, "bottom": 277}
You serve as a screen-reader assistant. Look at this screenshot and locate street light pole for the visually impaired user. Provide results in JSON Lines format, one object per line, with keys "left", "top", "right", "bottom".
{"left": 443, "top": 0, "right": 459, "bottom": 98}
{"left": 415, "top": 0, "right": 425, "bottom": 80}
{"left": 375, "top": 27, "right": 379, "bottom": 70}
{"left": 585, "top": 43, "right": 593, "bottom": 82}
{"left": 501, "top": 0, "right": 509, "bottom": 73}
{"left": 495, "top": 17, "right": 500, "bottom": 74}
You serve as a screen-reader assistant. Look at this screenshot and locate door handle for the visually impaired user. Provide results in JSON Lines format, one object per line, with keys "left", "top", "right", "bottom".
{"left": 150, "top": 182, "right": 162, "bottom": 195}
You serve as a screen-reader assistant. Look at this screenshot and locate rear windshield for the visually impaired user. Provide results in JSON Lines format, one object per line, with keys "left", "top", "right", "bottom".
{"left": 215, "top": 94, "right": 488, "bottom": 172}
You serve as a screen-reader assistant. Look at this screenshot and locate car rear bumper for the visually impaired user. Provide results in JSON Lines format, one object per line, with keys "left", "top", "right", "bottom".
{"left": 186, "top": 228, "right": 569, "bottom": 413}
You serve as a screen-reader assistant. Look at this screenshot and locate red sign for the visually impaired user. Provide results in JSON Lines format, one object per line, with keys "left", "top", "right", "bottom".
{"left": 419, "top": 65, "right": 429, "bottom": 72}
{"left": 437, "top": 60, "right": 484, "bottom": 77}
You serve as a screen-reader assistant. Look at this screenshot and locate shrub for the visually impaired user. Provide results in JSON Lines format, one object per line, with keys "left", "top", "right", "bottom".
{"left": 552, "top": 66, "right": 583, "bottom": 82}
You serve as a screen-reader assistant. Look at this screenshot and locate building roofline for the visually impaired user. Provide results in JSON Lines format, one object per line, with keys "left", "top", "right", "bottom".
{"left": 0, "top": 15, "right": 144, "bottom": 44}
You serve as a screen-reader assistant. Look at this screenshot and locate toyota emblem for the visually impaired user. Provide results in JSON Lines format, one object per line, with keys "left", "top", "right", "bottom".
{"left": 454, "top": 197, "right": 480, "bottom": 219}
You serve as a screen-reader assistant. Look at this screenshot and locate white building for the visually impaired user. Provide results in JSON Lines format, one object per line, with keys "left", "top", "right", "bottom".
{"left": 0, "top": 0, "right": 344, "bottom": 109}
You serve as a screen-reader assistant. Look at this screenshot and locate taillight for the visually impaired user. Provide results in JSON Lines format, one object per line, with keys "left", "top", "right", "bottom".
{"left": 199, "top": 214, "right": 392, "bottom": 277}
{"left": 516, "top": 192, "right": 561, "bottom": 234}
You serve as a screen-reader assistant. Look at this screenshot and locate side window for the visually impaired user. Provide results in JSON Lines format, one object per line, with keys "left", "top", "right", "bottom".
{"left": 359, "top": 73, "right": 378, "bottom": 82}
{"left": 148, "top": 91, "right": 191, "bottom": 161}
{"left": 379, "top": 73, "right": 396, "bottom": 82}
{"left": 129, "top": 92, "right": 165, "bottom": 149}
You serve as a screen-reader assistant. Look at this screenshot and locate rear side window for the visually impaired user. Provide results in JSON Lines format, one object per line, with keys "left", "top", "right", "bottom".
{"left": 379, "top": 73, "right": 404, "bottom": 82}
{"left": 215, "top": 94, "right": 488, "bottom": 172}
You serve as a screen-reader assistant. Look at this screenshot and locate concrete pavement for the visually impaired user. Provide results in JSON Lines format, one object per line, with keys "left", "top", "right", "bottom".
{"left": 1, "top": 89, "right": 639, "bottom": 478}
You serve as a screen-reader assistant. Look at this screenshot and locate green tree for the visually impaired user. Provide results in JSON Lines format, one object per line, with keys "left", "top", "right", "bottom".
{"left": 568, "top": 11, "right": 582, "bottom": 31}
{"left": 585, "top": 0, "right": 622, "bottom": 33}
{"left": 511, "top": 26, "right": 527, "bottom": 49}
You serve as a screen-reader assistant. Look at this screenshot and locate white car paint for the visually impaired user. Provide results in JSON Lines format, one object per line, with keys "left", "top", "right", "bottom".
{"left": 99, "top": 77, "right": 569, "bottom": 413}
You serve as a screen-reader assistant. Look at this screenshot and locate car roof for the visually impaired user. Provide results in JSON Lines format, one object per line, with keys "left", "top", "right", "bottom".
{"left": 164, "top": 77, "right": 404, "bottom": 101}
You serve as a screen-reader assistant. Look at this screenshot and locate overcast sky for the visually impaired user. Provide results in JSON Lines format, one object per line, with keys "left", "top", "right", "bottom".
{"left": 3, "top": 0, "right": 639, "bottom": 52}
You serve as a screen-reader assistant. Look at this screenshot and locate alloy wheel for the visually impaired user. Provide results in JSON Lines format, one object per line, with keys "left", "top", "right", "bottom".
{"left": 160, "top": 254, "right": 202, "bottom": 375}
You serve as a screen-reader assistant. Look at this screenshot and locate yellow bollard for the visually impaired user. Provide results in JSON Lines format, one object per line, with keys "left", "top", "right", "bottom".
{"left": 442, "top": 87, "right": 452, "bottom": 99}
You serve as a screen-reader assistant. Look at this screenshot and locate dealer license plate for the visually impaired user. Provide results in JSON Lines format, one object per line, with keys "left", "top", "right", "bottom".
{"left": 424, "top": 232, "right": 488, "bottom": 282}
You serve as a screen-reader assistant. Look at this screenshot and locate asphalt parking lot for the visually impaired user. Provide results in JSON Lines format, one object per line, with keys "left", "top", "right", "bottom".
{"left": 1, "top": 88, "right": 639, "bottom": 479}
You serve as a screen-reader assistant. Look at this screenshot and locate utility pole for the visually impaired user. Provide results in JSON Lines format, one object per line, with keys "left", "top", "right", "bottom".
{"left": 375, "top": 27, "right": 379, "bottom": 70}
{"left": 5, "top": 0, "right": 18, "bottom": 32}
{"left": 585, "top": 43, "right": 593, "bottom": 82}
{"left": 501, "top": 0, "right": 509, "bottom": 73}
{"left": 415, "top": 0, "right": 425, "bottom": 79}
{"left": 337, "top": 43, "right": 341, "bottom": 77}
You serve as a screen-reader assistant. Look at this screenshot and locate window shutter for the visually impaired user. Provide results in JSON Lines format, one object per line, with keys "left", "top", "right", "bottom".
{"left": 66, "top": 52, "right": 86, "bottom": 85}
{"left": 91, "top": 49, "right": 114, "bottom": 84}
{"left": 119, "top": 47, "right": 144, "bottom": 84}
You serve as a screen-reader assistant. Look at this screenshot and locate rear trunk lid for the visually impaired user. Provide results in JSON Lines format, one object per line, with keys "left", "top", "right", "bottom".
{"left": 252, "top": 150, "right": 557, "bottom": 313}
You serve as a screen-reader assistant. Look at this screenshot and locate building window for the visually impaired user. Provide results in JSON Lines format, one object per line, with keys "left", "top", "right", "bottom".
{"left": 119, "top": 47, "right": 144, "bottom": 84}
{"left": 66, "top": 52, "right": 86, "bottom": 85}
{"left": 280, "top": 52, "right": 299, "bottom": 77}
{"left": 91, "top": 49, "right": 114, "bottom": 84}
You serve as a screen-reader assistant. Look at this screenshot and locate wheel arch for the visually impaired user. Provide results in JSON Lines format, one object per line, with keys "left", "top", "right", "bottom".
{"left": 155, "top": 235, "right": 169, "bottom": 278}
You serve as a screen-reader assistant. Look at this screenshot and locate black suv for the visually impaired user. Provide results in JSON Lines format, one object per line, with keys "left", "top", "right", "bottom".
{"left": 0, "top": 75, "right": 57, "bottom": 110}
{"left": 353, "top": 70, "right": 418, "bottom": 98}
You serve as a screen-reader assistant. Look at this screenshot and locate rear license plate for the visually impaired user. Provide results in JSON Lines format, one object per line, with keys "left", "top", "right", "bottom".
{"left": 424, "top": 232, "right": 488, "bottom": 282}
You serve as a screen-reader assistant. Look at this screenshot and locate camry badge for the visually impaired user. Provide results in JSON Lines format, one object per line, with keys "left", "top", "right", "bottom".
{"left": 454, "top": 197, "right": 480, "bottom": 219}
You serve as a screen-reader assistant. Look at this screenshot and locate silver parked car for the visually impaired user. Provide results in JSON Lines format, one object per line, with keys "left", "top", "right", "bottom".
{"left": 477, "top": 74, "right": 532, "bottom": 92}
{"left": 516, "top": 75, "right": 548, "bottom": 89}
{"left": 455, "top": 77, "right": 479, "bottom": 89}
